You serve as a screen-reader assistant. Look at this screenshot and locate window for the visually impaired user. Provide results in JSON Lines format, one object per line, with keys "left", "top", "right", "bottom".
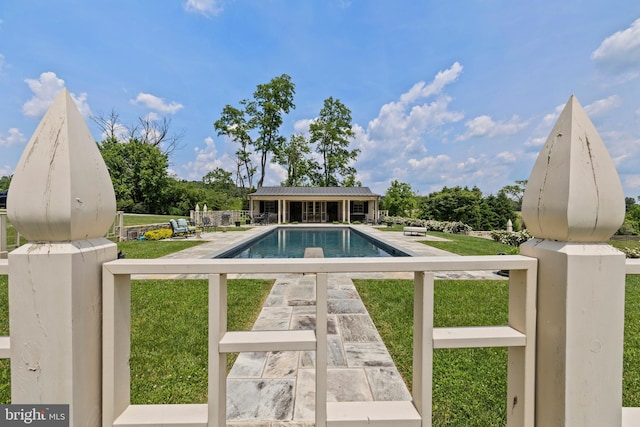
{"left": 264, "top": 201, "right": 276, "bottom": 213}
{"left": 352, "top": 201, "right": 364, "bottom": 214}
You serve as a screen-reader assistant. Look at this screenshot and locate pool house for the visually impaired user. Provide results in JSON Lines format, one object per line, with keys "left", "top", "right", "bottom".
{"left": 247, "top": 186, "right": 381, "bottom": 224}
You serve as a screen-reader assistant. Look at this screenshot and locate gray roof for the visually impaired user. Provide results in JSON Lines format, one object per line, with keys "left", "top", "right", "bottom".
{"left": 250, "top": 186, "right": 380, "bottom": 198}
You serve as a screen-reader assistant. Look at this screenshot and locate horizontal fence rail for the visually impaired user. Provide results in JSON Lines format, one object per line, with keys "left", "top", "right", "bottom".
{"left": 0, "top": 259, "right": 8, "bottom": 359}
{"left": 102, "top": 255, "right": 538, "bottom": 427}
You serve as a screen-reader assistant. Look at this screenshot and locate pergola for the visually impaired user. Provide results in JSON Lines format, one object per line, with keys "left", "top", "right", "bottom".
{"left": 248, "top": 186, "right": 381, "bottom": 224}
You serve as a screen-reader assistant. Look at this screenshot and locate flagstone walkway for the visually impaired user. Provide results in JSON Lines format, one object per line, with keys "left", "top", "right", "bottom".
{"left": 151, "top": 225, "right": 505, "bottom": 425}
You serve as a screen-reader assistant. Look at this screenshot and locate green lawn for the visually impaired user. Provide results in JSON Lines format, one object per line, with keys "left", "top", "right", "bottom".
{"left": 355, "top": 275, "right": 640, "bottom": 426}
{"left": 420, "top": 231, "right": 519, "bottom": 255}
{"left": 0, "top": 238, "right": 272, "bottom": 404}
{"left": 117, "top": 239, "right": 205, "bottom": 258}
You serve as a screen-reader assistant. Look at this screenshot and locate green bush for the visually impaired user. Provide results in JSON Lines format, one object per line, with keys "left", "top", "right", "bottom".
{"left": 144, "top": 229, "right": 173, "bottom": 241}
{"left": 383, "top": 216, "right": 472, "bottom": 234}
{"left": 490, "top": 230, "right": 533, "bottom": 246}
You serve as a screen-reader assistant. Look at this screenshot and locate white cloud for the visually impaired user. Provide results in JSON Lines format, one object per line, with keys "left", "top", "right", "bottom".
{"left": 131, "top": 93, "right": 184, "bottom": 114}
{"left": 22, "top": 72, "right": 91, "bottom": 117}
{"left": 100, "top": 121, "right": 129, "bottom": 142}
{"left": 0, "top": 128, "right": 26, "bottom": 147}
{"left": 0, "top": 165, "right": 13, "bottom": 176}
{"left": 293, "top": 119, "right": 313, "bottom": 135}
{"left": 183, "top": 136, "right": 233, "bottom": 180}
{"left": 456, "top": 115, "right": 529, "bottom": 141}
{"left": 592, "top": 18, "right": 640, "bottom": 79}
{"left": 144, "top": 111, "right": 161, "bottom": 122}
{"left": 183, "top": 0, "right": 223, "bottom": 17}
{"left": 584, "top": 95, "right": 622, "bottom": 117}
{"left": 342, "top": 63, "right": 467, "bottom": 192}
{"left": 625, "top": 175, "right": 640, "bottom": 190}
{"left": 399, "top": 62, "right": 463, "bottom": 104}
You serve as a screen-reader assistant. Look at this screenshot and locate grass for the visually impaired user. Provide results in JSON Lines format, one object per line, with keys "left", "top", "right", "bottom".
{"left": 0, "top": 236, "right": 273, "bottom": 405}
{"left": 129, "top": 278, "right": 272, "bottom": 404}
{"left": 610, "top": 238, "right": 640, "bottom": 252}
{"left": 355, "top": 275, "right": 640, "bottom": 426}
{"left": 117, "top": 239, "right": 205, "bottom": 259}
{"left": 420, "top": 231, "right": 519, "bottom": 255}
{"left": 355, "top": 278, "right": 509, "bottom": 426}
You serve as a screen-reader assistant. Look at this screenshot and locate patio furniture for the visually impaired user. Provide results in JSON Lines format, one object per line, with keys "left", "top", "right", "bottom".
{"left": 177, "top": 218, "right": 196, "bottom": 235}
{"left": 169, "top": 219, "right": 189, "bottom": 238}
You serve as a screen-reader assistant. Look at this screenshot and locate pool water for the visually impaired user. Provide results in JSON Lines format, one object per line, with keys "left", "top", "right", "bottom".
{"left": 218, "top": 227, "right": 408, "bottom": 259}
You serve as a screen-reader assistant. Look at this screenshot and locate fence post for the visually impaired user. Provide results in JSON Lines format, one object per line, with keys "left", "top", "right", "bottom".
{"left": 0, "top": 213, "right": 6, "bottom": 258}
{"left": 520, "top": 95, "right": 626, "bottom": 426}
{"left": 6, "top": 89, "right": 117, "bottom": 425}
{"left": 117, "top": 210, "right": 125, "bottom": 242}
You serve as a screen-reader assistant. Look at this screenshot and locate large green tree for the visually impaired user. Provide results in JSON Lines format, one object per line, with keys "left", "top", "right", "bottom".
{"left": 274, "top": 133, "right": 318, "bottom": 186}
{"left": 500, "top": 180, "right": 528, "bottom": 211}
{"left": 215, "top": 74, "right": 295, "bottom": 188}
{"left": 382, "top": 180, "right": 417, "bottom": 216}
{"left": 309, "top": 97, "right": 359, "bottom": 187}
{"left": 246, "top": 74, "right": 296, "bottom": 188}
{"left": 214, "top": 104, "right": 255, "bottom": 190}
{"left": 99, "top": 137, "right": 169, "bottom": 213}
{"left": 419, "top": 186, "right": 516, "bottom": 230}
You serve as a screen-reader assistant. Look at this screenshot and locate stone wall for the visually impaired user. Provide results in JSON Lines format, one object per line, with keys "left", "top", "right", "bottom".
{"left": 123, "top": 223, "right": 171, "bottom": 240}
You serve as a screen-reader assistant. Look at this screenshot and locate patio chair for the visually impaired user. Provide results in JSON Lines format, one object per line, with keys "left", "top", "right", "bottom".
{"left": 177, "top": 218, "right": 196, "bottom": 235}
{"left": 169, "top": 219, "right": 189, "bottom": 238}
{"left": 203, "top": 216, "right": 219, "bottom": 232}
{"left": 253, "top": 213, "right": 267, "bottom": 225}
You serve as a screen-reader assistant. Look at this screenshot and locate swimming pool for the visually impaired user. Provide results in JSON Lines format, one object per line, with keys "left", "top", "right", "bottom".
{"left": 217, "top": 227, "right": 410, "bottom": 259}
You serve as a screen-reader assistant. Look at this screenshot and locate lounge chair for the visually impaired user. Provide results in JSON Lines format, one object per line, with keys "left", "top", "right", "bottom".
{"left": 177, "top": 218, "right": 196, "bottom": 235}
{"left": 169, "top": 219, "right": 189, "bottom": 238}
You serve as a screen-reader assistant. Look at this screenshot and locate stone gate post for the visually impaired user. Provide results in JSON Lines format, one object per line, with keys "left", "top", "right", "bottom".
{"left": 7, "top": 89, "right": 117, "bottom": 425}
{"left": 520, "top": 95, "right": 626, "bottom": 426}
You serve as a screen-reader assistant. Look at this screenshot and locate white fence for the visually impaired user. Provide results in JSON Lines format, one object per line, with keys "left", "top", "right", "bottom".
{"left": 102, "top": 255, "right": 536, "bottom": 426}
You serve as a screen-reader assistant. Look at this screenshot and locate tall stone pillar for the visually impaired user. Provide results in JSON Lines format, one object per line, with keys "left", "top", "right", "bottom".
{"left": 7, "top": 89, "right": 117, "bottom": 426}
{"left": 520, "top": 95, "right": 626, "bottom": 426}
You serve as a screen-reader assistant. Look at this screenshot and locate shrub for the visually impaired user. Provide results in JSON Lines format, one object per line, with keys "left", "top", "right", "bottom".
{"left": 382, "top": 216, "right": 472, "bottom": 234}
{"left": 490, "top": 230, "right": 533, "bottom": 246}
{"left": 144, "top": 229, "right": 173, "bottom": 241}
{"left": 621, "top": 247, "right": 640, "bottom": 258}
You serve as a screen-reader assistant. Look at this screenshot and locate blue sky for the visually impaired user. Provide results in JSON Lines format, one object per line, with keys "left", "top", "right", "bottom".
{"left": 1, "top": 1, "right": 639, "bottom": 197}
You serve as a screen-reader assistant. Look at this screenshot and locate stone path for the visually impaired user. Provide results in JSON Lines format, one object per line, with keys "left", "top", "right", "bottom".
{"left": 226, "top": 273, "right": 411, "bottom": 424}
{"left": 148, "top": 225, "right": 506, "bottom": 425}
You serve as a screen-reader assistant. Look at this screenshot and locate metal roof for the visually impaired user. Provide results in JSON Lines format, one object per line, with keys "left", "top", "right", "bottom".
{"left": 249, "top": 186, "right": 380, "bottom": 198}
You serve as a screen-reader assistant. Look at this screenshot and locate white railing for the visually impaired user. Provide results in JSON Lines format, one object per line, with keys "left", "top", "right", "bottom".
{"left": 0, "top": 259, "right": 9, "bottom": 359}
{"left": 102, "top": 255, "right": 537, "bottom": 427}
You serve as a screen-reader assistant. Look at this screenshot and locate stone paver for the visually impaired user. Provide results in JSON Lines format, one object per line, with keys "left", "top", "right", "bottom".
{"left": 148, "top": 224, "right": 507, "bottom": 426}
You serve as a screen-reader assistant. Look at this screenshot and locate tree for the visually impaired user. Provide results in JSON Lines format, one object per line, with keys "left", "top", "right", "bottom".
{"left": 99, "top": 137, "right": 169, "bottom": 213}
{"left": 214, "top": 104, "right": 256, "bottom": 190}
{"left": 202, "top": 167, "right": 235, "bottom": 193}
{"left": 309, "top": 97, "right": 358, "bottom": 187}
{"left": 501, "top": 180, "right": 528, "bottom": 211}
{"left": 274, "top": 133, "right": 318, "bottom": 186}
{"left": 245, "top": 74, "right": 296, "bottom": 188}
{"left": 419, "top": 185, "right": 516, "bottom": 230}
{"left": 382, "top": 180, "right": 417, "bottom": 216}
{"left": 93, "top": 109, "right": 185, "bottom": 155}
{"left": 0, "top": 175, "right": 11, "bottom": 191}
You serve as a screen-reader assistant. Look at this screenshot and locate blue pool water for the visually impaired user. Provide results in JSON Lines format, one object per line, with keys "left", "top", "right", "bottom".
{"left": 218, "top": 227, "right": 409, "bottom": 259}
